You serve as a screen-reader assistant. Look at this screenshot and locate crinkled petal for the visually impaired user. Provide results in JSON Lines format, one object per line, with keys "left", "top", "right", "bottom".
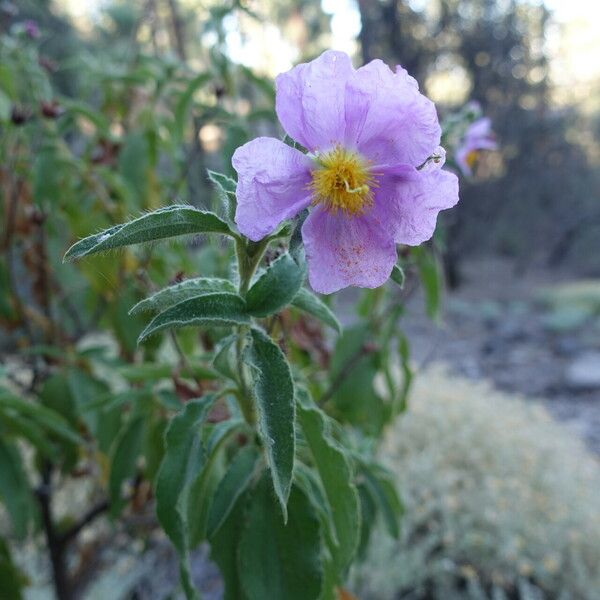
{"left": 344, "top": 60, "right": 441, "bottom": 167}
{"left": 302, "top": 206, "right": 397, "bottom": 294}
{"left": 371, "top": 165, "right": 459, "bottom": 245}
{"left": 233, "top": 137, "right": 313, "bottom": 241}
{"left": 275, "top": 50, "right": 354, "bottom": 152}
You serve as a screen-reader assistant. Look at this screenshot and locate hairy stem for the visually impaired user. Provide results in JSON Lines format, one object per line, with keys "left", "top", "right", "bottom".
{"left": 233, "top": 237, "right": 269, "bottom": 425}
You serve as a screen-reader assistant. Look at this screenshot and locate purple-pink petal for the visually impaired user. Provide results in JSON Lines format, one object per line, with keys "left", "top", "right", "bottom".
{"left": 344, "top": 59, "right": 441, "bottom": 167}
{"left": 302, "top": 206, "right": 397, "bottom": 294}
{"left": 371, "top": 165, "right": 459, "bottom": 246}
{"left": 275, "top": 50, "right": 353, "bottom": 152}
{"left": 232, "top": 137, "right": 313, "bottom": 241}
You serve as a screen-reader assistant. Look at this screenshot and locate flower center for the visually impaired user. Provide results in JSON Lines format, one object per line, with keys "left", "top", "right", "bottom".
{"left": 310, "top": 146, "right": 376, "bottom": 215}
{"left": 465, "top": 149, "right": 479, "bottom": 169}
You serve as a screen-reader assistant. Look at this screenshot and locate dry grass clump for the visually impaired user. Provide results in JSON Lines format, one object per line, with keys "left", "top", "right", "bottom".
{"left": 353, "top": 366, "right": 600, "bottom": 600}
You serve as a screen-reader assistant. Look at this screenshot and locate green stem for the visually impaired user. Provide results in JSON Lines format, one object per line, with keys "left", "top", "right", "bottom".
{"left": 232, "top": 237, "right": 269, "bottom": 425}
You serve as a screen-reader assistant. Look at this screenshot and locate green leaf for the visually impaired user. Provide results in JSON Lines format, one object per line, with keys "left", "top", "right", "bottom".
{"left": 297, "top": 390, "right": 360, "bottom": 577}
{"left": 415, "top": 247, "right": 441, "bottom": 320}
{"left": 130, "top": 277, "right": 236, "bottom": 315}
{"left": 210, "top": 489, "right": 250, "bottom": 600}
{"left": 0, "top": 390, "right": 83, "bottom": 445}
{"left": 138, "top": 292, "right": 251, "bottom": 343}
{"left": 155, "top": 395, "right": 216, "bottom": 554}
{"left": 394, "top": 334, "right": 413, "bottom": 415}
{"left": 174, "top": 72, "right": 212, "bottom": 140}
{"left": 390, "top": 264, "right": 406, "bottom": 288}
{"left": 245, "top": 328, "right": 295, "bottom": 518}
{"left": 238, "top": 476, "right": 323, "bottom": 600}
{"left": 0, "top": 411, "right": 58, "bottom": 460}
{"left": 212, "top": 334, "right": 238, "bottom": 382}
{"left": 188, "top": 418, "right": 245, "bottom": 548}
{"left": 64, "top": 205, "right": 234, "bottom": 261}
{"left": 155, "top": 395, "right": 216, "bottom": 600}
{"left": 356, "top": 483, "right": 377, "bottom": 558}
{"left": 109, "top": 416, "right": 145, "bottom": 517}
{"left": 207, "top": 169, "right": 237, "bottom": 223}
{"left": 0, "top": 538, "right": 27, "bottom": 599}
{"left": 0, "top": 438, "right": 34, "bottom": 539}
{"left": 117, "top": 362, "right": 218, "bottom": 383}
{"left": 359, "top": 462, "right": 403, "bottom": 539}
{"left": 207, "top": 445, "right": 259, "bottom": 538}
{"left": 328, "top": 324, "right": 386, "bottom": 436}
{"left": 291, "top": 288, "right": 341, "bottom": 333}
{"left": 246, "top": 253, "right": 305, "bottom": 318}
{"left": 118, "top": 132, "right": 149, "bottom": 205}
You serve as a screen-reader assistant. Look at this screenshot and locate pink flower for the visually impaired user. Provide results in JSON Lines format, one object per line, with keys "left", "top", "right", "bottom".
{"left": 232, "top": 50, "right": 459, "bottom": 294}
{"left": 455, "top": 117, "right": 497, "bottom": 176}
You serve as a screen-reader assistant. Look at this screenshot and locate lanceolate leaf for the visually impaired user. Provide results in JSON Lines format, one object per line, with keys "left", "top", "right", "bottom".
{"left": 174, "top": 72, "right": 212, "bottom": 140}
{"left": 0, "top": 411, "right": 58, "bottom": 460}
{"left": 246, "top": 253, "right": 305, "bottom": 318}
{"left": 155, "top": 395, "right": 216, "bottom": 553}
{"left": 297, "top": 390, "right": 360, "bottom": 576}
{"left": 155, "top": 395, "right": 216, "bottom": 599}
{"left": 291, "top": 288, "right": 341, "bottom": 333}
{"left": 207, "top": 169, "right": 237, "bottom": 223}
{"left": 64, "top": 205, "right": 234, "bottom": 261}
{"left": 238, "top": 476, "right": 323, "bottom": 600}
{"left": 207, "top": 445, "right": 259, "bottom": 538}
{"left": 210, "top": 490, "right": 250, "bottom": 600}
{"left": 0, "top": 438, "right": 35, "bottom": 539}
{"left": 109, "top": 416, "right": 145, "bottom": 517}
{"left": 138, "top": 292, "right": 250, "bottom": 343}
{"left": 129, "top": 277, "right": 236, "bottom": 315}
{"left": 245, "top": 328, "right": 295, "bottom": 518}
{"left": 0, "top": 538, "right": 27, "bottom": 599}
{"left": 0, "top": 390, "right": 82, "bottom": 445}
{"left": 390, "top": 264, "right": 406, "bottom": 288}
{"left": 359, "top": 462, "right": 404, "bottom": 539}
{"left": 188, "top": 418, "right": 246, "bottom": 548}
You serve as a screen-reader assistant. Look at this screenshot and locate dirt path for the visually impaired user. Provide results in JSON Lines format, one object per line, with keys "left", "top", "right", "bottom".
{"left": 402, "top": 257, "right": 600, "bottom": 454}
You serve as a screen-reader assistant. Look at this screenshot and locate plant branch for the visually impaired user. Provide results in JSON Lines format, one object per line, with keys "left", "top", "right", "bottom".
{"left": 60, "top": 498, "right": 110, "bottom": 546}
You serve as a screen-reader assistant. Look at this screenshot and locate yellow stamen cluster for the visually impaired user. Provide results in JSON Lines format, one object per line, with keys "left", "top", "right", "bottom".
{"left": 465, "top": 149, "right": 479, "bottom": 170}
{"left": 309, "top": 146, "right": 376, "bottom": 215}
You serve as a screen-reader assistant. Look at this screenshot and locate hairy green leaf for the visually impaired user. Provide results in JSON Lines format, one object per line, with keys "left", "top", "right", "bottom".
{"left": 64, "top": 205, "right": 233, "bottom": 261}
{"left": 155, "top": 395, "right": 216, "bottom": 553}
{"left": 212, "top": 334, "right": 238, "bottom": 382}
{"left": 238, "top": 476, "right": 323, "bottom": 600}
{"left": 155, "top": 396, "right": 216, "bottom": 599}
{"left": 246, "top": 253, "right": 305, "bottom": 318}
{"left": 188, "top": 418, "right": 246, "bottom": 548}
{"left": 359, "top": 462, "right": 403, "bottom": 539}
{"left": 138, "top": 292, "right": 250, "bottom": 343}
{"left": 391, "top": 264, "right": 406, "bottom": 288}
{"left": 245, "top": 328, "right": 295, "bottom": 518}
{"left": 130, "top": 277, "right": 236, "bottom": 315}
{"left": 207, "top": 169, "right": 237, "bottom": 223}
{"left": 297, "top": 390, "right": 360, "bottom": 576}
{"left": 210, "top": 489, "right": 250, "bottom": 600}
{"left": 207, "top": 445, "right": 259, "bottom": 538}
{"left": 291, "top": 288, "right": 341, "bottom": 333}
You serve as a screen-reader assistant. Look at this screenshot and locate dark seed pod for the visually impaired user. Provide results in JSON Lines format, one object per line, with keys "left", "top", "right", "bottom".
{"left": 10, "top": 105, "right": 31, "bottom": 126}
{"left": 40, "top": 100, "right": 64, "bottom": 119}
